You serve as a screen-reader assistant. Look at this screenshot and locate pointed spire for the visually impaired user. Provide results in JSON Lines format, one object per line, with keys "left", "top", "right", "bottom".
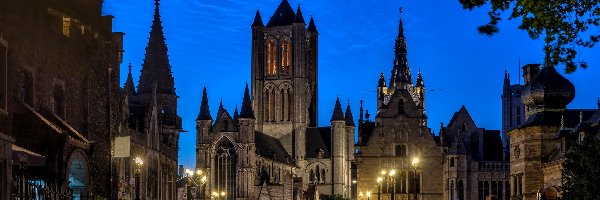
{"left": 331, "top": 97, "right": 345, "bottom": 122}
{"left": 233, "top": 105, "right": 239, "bottom": 122}
{"left": 294, "top": 5, "right": 305, "bottom": 23}
{"left": 416, "top": 69, "right": 425, "bottom": 87}
{"left": 124, "top": 63, "right": 136, "bottom": 95}
{"left": 217, "top": 99, "right": 225, "bottom": 118}
{"left": 252, "top": 10, "right": 264, "bottom": 27}
{"left": 391, "top": 7, "right": 412, "bottom": 88}
{"left": 266, "top": 0, "right": 296, "bottom": 27}
{"left": 345, "top": 100, "right": 355, "bottom": 126}
{"left": 308, "top": 17, "right": 318, "bottom": 32}
{"left": 240, "top": 83, "right": 255, "bottom": 118}
{"left": 378, "top": 72, "right": 386, "bottom": 87}
{"left": 359, "top": 100, "right": 364, "bottom": 124}
{"left": 138, "top": 0, "right": 175, "bottom": 95}
{"left": 197, "top": 86, "right": 212, "bottom": 121}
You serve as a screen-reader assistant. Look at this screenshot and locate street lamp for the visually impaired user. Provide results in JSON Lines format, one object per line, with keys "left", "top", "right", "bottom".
{"left": 412, "top": 157, "right": 420, "bottom": 200}
{"left": 377, "top": 177, "right": 383, "bottom": 200}
{"left": 389, "top": 170, "right": 396, "bottom": 200}
{"left": 185, "top": 169, "right": 194, "bottom": 200}
{"left": 186, "top": 168, "right": 208, "bottom": 199}
{"left": 366, "top": 191, "right": 371, "bottom": 200}
{"left": 134, "top": 157, "right": 143, "bottom": 200}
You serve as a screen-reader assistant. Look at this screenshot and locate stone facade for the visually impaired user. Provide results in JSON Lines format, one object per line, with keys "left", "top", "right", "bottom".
{"left": 507, "top": 64, "right": 599, "bottom": 200}
{"left": 0, "top": 0, "right": 124, "bottom": 198}
{"left": 115, "top": 1, "right": 181, "bottom": 199}
{"left": 195, "top": 1, "right": 355, "bottom": 199}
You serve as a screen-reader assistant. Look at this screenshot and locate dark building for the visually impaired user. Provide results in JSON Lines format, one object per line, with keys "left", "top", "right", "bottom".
{"left": 501, "top": 68, "right": 526, "bottom": 160}
{"left": 115, "top": 0, "right": 182, "bottom": 199}
{"left": 196, "top": 1, "right": 355, "bottom": 199}
{"left": 0, "top": 0, "right": 123, "bottom": 199}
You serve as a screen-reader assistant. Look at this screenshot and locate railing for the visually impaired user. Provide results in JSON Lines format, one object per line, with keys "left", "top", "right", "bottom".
{"left": 477, "top": 161, "right": 510, "bottom": 171}
{"left": 11, "top": 176, "right": 73, "bottom": 200}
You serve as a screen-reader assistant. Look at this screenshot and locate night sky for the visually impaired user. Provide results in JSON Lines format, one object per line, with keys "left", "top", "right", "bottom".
{"left": 102, "top": 0, "right": 600, "bottom": 169}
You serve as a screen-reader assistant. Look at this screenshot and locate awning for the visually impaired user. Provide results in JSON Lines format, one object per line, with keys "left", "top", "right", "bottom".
{"left": 12, "top": 144, "right": 46, "bottom": 166}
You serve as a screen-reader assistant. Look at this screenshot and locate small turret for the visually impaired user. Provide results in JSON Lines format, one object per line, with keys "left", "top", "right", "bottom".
{"left": 308, "top": 17, "right": 318, "bottom": 32}
{"left": 240, "top": 83, "right": 255, "bottom": 119}
{"left": 252, "top": 10, "right": 264, "bottom": 27}
{"left": 345, "top": 100, "right": 355, "bottom": 126}
{"left": 197, "top": 86, "right": 212, "bottom": 121}
{"left": 294, "top": 5, "right": 305, "bottom": 23}
{"left": 124, "top": 63, "right": 136, "bottom": 96}
{"left": 217, "top": 99, "right": 225, "bottom": 118}
{"left": 331, "top": 97, "right": 345, "bottom": 122}
{"left": 232, "top": 105, "right": 239, "bottom": 122}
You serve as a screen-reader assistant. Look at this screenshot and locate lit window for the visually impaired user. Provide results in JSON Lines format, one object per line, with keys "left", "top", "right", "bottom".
{"left": 63, "top": 16, "right": 71, "bottom": 37}
{"left": 280, "top": 40, "right": 291, "bottom": 74}
{"left": 267, "top": 40, "right": 277, "bottom": 75}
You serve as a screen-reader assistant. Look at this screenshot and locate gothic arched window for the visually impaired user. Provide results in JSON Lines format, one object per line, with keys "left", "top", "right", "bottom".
{"left": 264, "top": 89, "right": 270, "bottom": 121}
{"left": 267, "top": 40, "right": 277, "bottom": 75}
{"left": 321, "top": 168, "right": 326, "bottom": 183}
{"left": 287, "top": 88, "right": 292, "bottom": 121}
{"left": 280, "top": 88, "right": 286, "bottom": 121}
{"left": 315, "top": 165, "right": 321, "bottom": 183}
{"left": 280, "top": 40, "right": 291, "bottom": 74}
{"left": 270, "top": 89, "right": 276, "bottom": 121}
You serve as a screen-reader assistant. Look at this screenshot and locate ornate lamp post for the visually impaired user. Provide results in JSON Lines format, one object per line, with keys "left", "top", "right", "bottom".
{"left": 412, "top": 157, "right": 420, "bottom": 200}
{"left": 134, "top": 157, "right": 143, "bottom": 200}
{"left": 377, "top": 177, "right": 383, "bottom": 200}
{"left": 185, "top": 168, "right": 207, "bottom": 200}
{"left": 389, "top": 169, "right": 396, "bottom": 200}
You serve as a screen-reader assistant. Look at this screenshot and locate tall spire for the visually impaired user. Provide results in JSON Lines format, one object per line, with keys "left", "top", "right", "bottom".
{"left": 345, "top": 100, "right": 355, "bottom": 126}
{"left": 240, "top": 83, "right": 255, "bottom": 118}
{"left": 378, "top": 72, "right": 386, "bottom": 87}
{"left": 124, "top": 63, "right": 136, "bottom": 95}
{"left": 294, "top": 5, "right": 305, "bottom": 23}
{"left": 217, "top": 99, "right": 225, "bottom": 118}
{"left": 391, "top": 7, "right": 412, "bottom": 88}
{"left": 197, "top": 86, "right": 212, "bottom": 121}
{"left": 331, "top": 97, "right": 345, "bottom": 122}
{"left": 252, "top": 10, "right": 264, "bottom": 27}
{"left": 266, "top": 0, "right": 296, "bottom": 27}
{"left": 308, "top": 17, "right": 318, "bottom": 32}
{"left": 138, "top": 0, "right": 175, "bottom": 95}
{"left": 416, "top": 69, "right": 424, "bottom": 87}
{"left": 233, "top": 105, "right": 239, "bottom": 122}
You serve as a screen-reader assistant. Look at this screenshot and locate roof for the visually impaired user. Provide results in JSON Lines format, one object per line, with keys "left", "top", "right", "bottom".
{"left": 482, "top": 130, "right": 503, "bottom": 161}
{"left": 331, "top": 98, "right": 345, "bottom": 122}
{"left": 254, "top": 132, "right": 293, "bottom": 164}
{"left": 252, "top": 10, "right": 264, "bottom": 27}
{"left": 266, "top": 0, "right": 296, "bottom": 27}
{"left": 305, "top": 127, "right": 332, "bottom": 158}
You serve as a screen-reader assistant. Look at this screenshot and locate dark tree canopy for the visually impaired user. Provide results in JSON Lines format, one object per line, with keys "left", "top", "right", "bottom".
{"left": 562, "top": 135, "right": 600, "bottom": 200}
{"left": 459, "top": 0, "right": 600, "bottom": 73}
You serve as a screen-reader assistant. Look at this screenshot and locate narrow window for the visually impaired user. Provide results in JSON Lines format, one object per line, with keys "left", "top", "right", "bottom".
{"left": 270, "top": 89, "right": 276, "bottom": 121}
{"left": 287, "top": 89, "right": 292, "bottom": 121}
{"left": 280, "top": 89, "right": 285, "bottom": 121}
{"left": 267, "top": 40, "right": 277, "bottom": 75}
{"left": 62, "top": 16, "right": 71, "bottom": 37}
{"left": 458, "top": 180, "right": 464, "bottom": 200}
{"left": 505, "top": 181, "right": 510, "bottom": 200}
{"left": 450, "top": 181, "right": 454, "bottom": 200}
{"left": 450, "top": 157, "right": 455, "bottom": 167}
{"left": 280, "top": 40, "right": 291, "bottom": 74}
{"left": 315, "top": 165, "right": 321, "bottom": 183}
{"left": 321, "top": 168, "right": 326, "bottom": 183}
{"left": 264, "top": 90, "right": 270, "bottom": 121}
{"left": 478, "top": 181, "right": 484, "bottom": 200}
{"left": 53, "top": 85, "right": 65, "bottom": 117}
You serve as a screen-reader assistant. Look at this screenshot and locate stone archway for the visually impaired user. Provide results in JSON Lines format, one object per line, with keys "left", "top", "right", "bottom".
{"left": 67, "top": 150, "right": 89, "bottom": 200}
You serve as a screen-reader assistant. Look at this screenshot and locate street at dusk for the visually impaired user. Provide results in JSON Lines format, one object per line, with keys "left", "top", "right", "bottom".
{"left": 1, "top": 0, "right": 599, "bottom": 200}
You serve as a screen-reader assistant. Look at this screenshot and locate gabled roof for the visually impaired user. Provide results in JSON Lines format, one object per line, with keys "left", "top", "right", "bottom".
{"left": 447, "top": 105, "right": 474, "bottom": 128}
{"left": 255, "top": 131, "right": 293, "bottom": 164}
{"left": 266, "top": 0, "right": 296, "bottom": 27}
{"left": 212, "top": 108, "right": 236, "bottom": 132}
{"left": 305, "top": 127, "right": 332, "bottom": 158}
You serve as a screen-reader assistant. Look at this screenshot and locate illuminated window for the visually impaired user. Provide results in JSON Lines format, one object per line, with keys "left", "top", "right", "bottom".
{"left": 267, "top": 40, "right": 277, "bottom": 75}
{"left": 0, "top": 38, "right": 6, "bottom": 110}
{"left": 63, "top": 16, "right": 71, "bottom": 37}
{"left": 280, "top": 40, "right": 291, "bottom": 74}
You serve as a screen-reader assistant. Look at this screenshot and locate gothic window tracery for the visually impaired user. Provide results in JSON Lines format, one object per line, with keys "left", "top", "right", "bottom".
{"left": 267, "top": 39, "right": 277, "bottom": 75}
{"left": 280, "top": 39, "right": 291, "bottom": 74}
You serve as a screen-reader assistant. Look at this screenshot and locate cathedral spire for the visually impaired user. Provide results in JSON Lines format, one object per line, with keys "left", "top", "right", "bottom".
{"left": 294, "top": 5, "right": 305, "bottom": 23}
{"left": 391, "top": 7, "right": 412, "bottom": 89}
{"left": 124, "top": 63, "right": 136, "bottom": 95}
{"left": 252, "top": 10, "right": 264, "bottom": 27}
{"left": 217, "top": 99, "right": 225, "bottom": 118}
{"left": 308, "top": 17, "right": 318, "bottom": 32}
{"left": 233, "top": 105, "right": 239, "bottom": 122}
{"left": 416, "top": 69, "right": 424, "bottom": 87}
{"left": 345, "top": 100, "right": 355, "bottom": 126}
{"left": 331, "top": 97, "right": 345, "bottom": 122}
{"left": 197, "top": 86, "right": 212, "bottom": 121}
{"left": 240, "top": 83, "right": 255, "bottom": 118}
{"left": 378, "top": 72, "right": 386, "bottom": 87}
{"left": 137, "top": 0, "right": 175, "bottom": 95}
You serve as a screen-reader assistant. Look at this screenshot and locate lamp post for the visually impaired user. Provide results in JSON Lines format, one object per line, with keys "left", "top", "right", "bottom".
{"left": 185, "top": 168, "right": 207, "bottom": 200}
{"left": 377, "top": 177, "right": 382, "bottom": 200}
{"left": 366, "top": 191, "right": 371, "bottom": 200}
{"left": 359, "top": 192, "right": 364, "bottom": 200}
{"left": 389, "top": 169, "right": 396, "bottom": 200}
{"left": 134, "top": 157, "right": 143, "bottom": 200}
{"left": 412, "top": 157, "right": 420, "bottom": 200}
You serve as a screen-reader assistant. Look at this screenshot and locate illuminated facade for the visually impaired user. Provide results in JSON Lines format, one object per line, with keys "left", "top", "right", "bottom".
{"left": 195, "top": 0, "right": 355, "bottom": 199}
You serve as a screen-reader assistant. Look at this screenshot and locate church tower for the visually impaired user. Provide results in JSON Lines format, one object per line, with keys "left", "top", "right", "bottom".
{"left": 250, "top": 0, "right": 318, "bottom": 164}
{"left": 137, "top": 0, "right": 181, "bottom": 159}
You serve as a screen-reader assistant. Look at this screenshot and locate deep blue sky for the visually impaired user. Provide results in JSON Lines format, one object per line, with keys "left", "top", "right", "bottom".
{"left": 102, "top": 0, "right": 599, "bottom": 169}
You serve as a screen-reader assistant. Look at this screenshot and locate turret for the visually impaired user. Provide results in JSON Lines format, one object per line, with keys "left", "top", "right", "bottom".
{"left": 196, "top": 86, "right": 212, "bottom": 169}
{"left": 239, "top": 83, "right": 255, "bottom": 143}
{"left": 330, "top": 97, "right": 346, "bottom": 196}
{"left": 415, "top": 69, "right": 425, "bottom": 112}
{"left": 377, "top": 72, "right": 387, "bottom": 108}
{"left": 123, "top": 63, "right": 136, "bottom": 96}
{"left": 344, "top": 101, "right": 356, "bottom": 197}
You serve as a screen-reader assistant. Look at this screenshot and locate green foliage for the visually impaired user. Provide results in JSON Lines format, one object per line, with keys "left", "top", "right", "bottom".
{"left": 562, "top": 135, "right": 600, "bottom": 200}
{"left": 458, "top": 0, "right": 600, "bottom": 73}
{"left": 328, "top": 194, "right": 350, "bottom": 200}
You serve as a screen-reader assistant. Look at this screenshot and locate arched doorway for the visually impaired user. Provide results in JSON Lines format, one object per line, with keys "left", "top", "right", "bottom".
{"left": 67, "top": 150, "right": 89, "bottom": 200}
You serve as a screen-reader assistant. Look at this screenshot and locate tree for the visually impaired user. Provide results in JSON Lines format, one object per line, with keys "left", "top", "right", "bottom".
{"left": 562, "top": 133, "right": 600, "bottom": 200}
{"left": 458, "top": 0, "right": 600, "bottom": 72}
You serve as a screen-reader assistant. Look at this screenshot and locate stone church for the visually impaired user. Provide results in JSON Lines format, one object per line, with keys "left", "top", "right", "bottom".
{"left": 507, "top": 64, "right": 599, "bottom": 200}
{"left": 195, "top": 0, "right": 355, "bottom": 199}
{"left": 115, "top": 0, "right": 181, "bottom": 199}
{"left": 355, "top": 9, "right": 509, "bottom": 200}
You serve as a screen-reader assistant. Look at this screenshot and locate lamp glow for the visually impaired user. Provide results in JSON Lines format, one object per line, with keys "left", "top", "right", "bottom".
{"left": 134, "top": 157, "right": 143, "bottom": 165}
{"left": 389, "top": 169, "right": 396, "bottom": 176}
{"left": 412, "top": 157, "right": 420, "bottom": 167}
{"left": 377, "top": 177, "right": 383, "bottom": 183}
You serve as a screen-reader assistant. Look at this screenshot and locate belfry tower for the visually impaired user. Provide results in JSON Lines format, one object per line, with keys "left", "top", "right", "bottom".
{"left": 250, "top": 0, "right": 318, "bottom": 164}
